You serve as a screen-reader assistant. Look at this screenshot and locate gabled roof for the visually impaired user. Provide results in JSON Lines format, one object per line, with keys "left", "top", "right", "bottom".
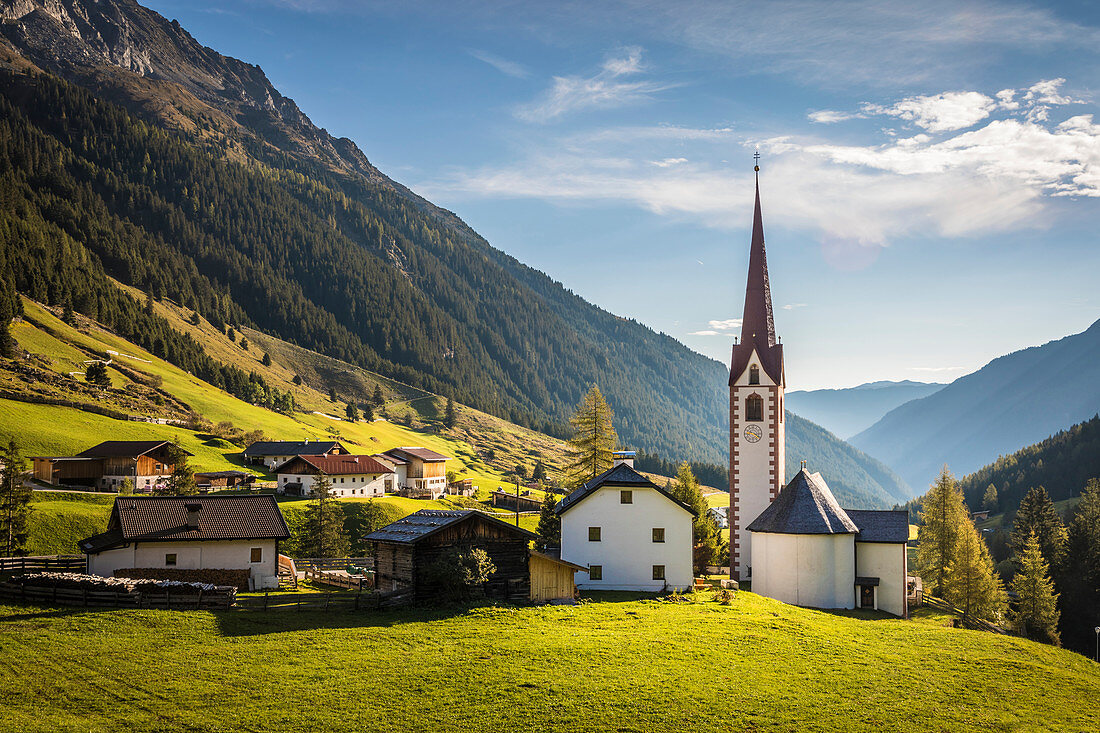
{"left": 274, "top": 454, "right": 393, "bottom": 475}
{"left": 555, "top": 463, "right": 694, "bottom": 517}
{"left": 79, "top": 494, "right": 289, "bottom": 554}
{"left": 846, "top": 509, "right": 910, "bottom": 544}
{"left": 242, "top": 440, "right": 345, "bottom": 457}
{"left": 371, "top": 453, "right": 406, "bottom": 466}
{"left": 364, "top": 509, "right": 537, "bottom": 544}
{"left": 385, "top": 447, "right": 449, "bottom": 462}
{"left": 747, "top": 469, "right": 859, "bottom": 535}
{"left": 77, "top": 440, "right": 191, "bottom": 459}
{"left": 730, "top": 174, "right": 784, "bottom": 387}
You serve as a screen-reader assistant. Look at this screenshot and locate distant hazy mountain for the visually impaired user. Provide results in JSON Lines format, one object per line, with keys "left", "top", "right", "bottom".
{"left": 786, "top": 380, "right": 945, "bottom": 439}
{"left": 851, "top": 319, "right": 1100, "bottom": 492}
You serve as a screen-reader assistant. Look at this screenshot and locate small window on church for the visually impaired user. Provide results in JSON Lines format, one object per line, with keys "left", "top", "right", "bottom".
{"left": 749, "top": 365, "right": 760, "bottom": 385}
{"left": 746, "top": 394, "right": 763, "bottom": 422}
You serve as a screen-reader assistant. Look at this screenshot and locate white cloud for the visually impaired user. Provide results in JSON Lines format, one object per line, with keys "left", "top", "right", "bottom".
{"left": 467, "top": 49, "right": 530, "bottom": 78}
{"left": 863, "top": 91, "right": 996, "bottom": 132}
{"left": 809, "top": 110, "right": 861, "bottom": 124}
{"left": 652, "top": 157, "right": 688, "bottom": 167}
{"left": 515, "top": 48, "right": 674, "bottom": 122}
{"left": 688, "top": 330, "right": 721, "bottom": 336}
{"left": 782, "top": 304, "right": 807, "bottom": 310}
{"left": 707, "top": 318, "right": 742, "bottom": 330}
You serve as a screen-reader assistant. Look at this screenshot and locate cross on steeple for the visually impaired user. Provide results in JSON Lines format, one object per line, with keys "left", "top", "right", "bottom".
{"left": 753, "top": 150, "right": 761, "bottom": 172}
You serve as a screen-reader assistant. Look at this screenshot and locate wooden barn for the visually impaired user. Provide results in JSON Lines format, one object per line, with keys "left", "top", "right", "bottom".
{"left": 529, "top": 550, "right": 587, "bottom": 603}
{"left": 365, "top": 510, "right": 537, "bottom": 603}
{"left": 31, "top": 440, "right": 191, "bottom": 492}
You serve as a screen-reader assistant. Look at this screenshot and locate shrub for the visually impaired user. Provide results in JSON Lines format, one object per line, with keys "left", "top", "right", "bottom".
{"left": 424, "top": 548, "right": 495, "bottom": 602}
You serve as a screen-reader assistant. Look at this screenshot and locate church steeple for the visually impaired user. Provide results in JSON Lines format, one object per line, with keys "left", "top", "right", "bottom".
{"left": 730, "top": 169, "right": 783, "bottom": 386}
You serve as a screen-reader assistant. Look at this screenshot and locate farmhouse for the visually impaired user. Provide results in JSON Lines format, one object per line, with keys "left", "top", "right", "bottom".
{"left": 242, "top": 440, "right": 348, "bottom": 470}
{"left": 556, "top": 456, "right": 694, "bottom": 592}
{"left": 382, "top": 447, "right": 449, "bottom": 498}
{"left": 748, "top": 466, "right": 910, "bottom": 616}
{"left": 78, "top": 494, "right": 290, "bottom": 590}
{"left": 31, "top": 440, "right": 190, "bottom": 491}
{"left": 366, "top": 509, "right": 537, "bottom": 603}
{"left": 274, "top": 454, "right": 393, "bottom": 497}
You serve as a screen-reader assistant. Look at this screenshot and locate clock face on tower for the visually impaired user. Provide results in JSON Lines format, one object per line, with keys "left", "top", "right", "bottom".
{"left": 744, "top": 425, "right": 763, "bottom": 443}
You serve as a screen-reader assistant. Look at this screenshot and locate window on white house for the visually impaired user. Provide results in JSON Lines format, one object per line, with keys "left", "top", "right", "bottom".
{"left": 620, "top": 490, "right": 633, "bottom": 504}
{"left": 652, "top": 565, "right": 665, "bottom": 580}
{"left": 165, "top": 553, "right": 177, "bottom": 566}
{"left": 589, "top": 565, "right": 603, "bottom": 580}
{"left": 652, "top": 528, "right": 665, "bottom": 543}
{"left": 588, "top": 526, "right": 601, "bottom": 541}
{"left": 250, "top": 547, "right": 262, "bottom": 563}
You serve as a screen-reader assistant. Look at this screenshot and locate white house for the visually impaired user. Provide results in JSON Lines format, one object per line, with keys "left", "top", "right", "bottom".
{"left": 242, "top": 440, "right": 349, "bottom": 470}
{"left": 748, "top": 467, "right": 909, "bottom": 616}
{"left": 274, "top": 454, "right": 393, "bottom": 497}
{"left": 382, "top": 447, "right": 449, "bottom": 497}
{"left": 556, "top": 456, "right": 694, "bottom": 592}
{"left": 78, "top": 494, "right": 290, "bottom": 590}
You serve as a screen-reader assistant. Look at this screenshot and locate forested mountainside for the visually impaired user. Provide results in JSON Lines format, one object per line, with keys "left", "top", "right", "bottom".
{"left": 0, "top": 0, "right": 730, "bottom": 460}
{"left": 956, "top": 414, "right": 1100, "bottom": 515}
{"left": 852, "top": 319, "right": 1100, "bottom": 491}
{"left": 785, "top": 380, "right": 944, "bottom": 440}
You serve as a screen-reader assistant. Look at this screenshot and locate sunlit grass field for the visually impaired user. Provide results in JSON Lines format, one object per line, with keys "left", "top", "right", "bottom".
{"left": 0, "top": 590, "right": 1096, "bottom": 732}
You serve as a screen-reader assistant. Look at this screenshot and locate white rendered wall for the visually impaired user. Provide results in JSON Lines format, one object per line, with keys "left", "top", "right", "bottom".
{"left": 88, "top": 539, "right": 279, "bottom": 586}
{"left": 855, "top": 542, "right": 908, "bottom": 617}
{"left": 561, "top": 486, "right": 693, "bottom": 591}
{"left": 277, "top": 472, "right": 388, "bottom": 497}
{"left": 751, "top": 532, "right": 855, "bottom": 609}
{"left": 731, "top": 349, "right": 785, "bottom": 580}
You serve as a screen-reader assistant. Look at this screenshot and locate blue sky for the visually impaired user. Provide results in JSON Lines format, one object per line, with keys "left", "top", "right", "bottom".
{"left": 148, "top": 0, "right": 1100, "bottom": 390}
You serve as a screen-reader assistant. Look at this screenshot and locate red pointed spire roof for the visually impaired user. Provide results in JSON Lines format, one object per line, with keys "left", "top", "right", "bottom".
{"left": 730, "top": 171, "right": 784, "bottom": 386}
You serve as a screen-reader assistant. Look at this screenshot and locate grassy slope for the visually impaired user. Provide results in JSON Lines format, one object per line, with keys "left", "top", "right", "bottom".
{"left": 0, "top": 592, "right": 1096, "bottom": 732}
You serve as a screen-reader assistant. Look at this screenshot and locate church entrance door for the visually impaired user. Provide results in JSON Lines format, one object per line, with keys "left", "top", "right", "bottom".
{"left": 860, "top": 585, "right": 874, "bottom": 609}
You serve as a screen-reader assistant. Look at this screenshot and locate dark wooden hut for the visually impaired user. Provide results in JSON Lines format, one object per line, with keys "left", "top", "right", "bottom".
{"left": 365, "top": 510, "right": 536, "bottom": 603}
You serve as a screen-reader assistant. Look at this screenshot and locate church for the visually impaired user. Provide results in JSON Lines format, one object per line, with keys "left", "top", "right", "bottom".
{"left": 728, "top": 165, "right": 910, "bottom": 617}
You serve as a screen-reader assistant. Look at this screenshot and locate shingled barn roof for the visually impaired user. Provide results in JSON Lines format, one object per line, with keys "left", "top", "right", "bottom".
{"left": 364, "top": 509, "right": 537, "bottom": 545}
{"left": 242, "top": 440, "right": 345, "bottom": 457}
{"left": 79, "top": 495, "right": 289, "bottom": 554}
{"left": 77, "top": 440, "right": 191, "bottom": 458}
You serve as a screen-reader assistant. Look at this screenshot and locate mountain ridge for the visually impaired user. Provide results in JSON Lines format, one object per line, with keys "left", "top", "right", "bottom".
{"left": 786, "top": 380, "right": 945, "bottom": 439}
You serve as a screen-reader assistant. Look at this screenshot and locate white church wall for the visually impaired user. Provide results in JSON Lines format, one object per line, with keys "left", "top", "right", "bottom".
{"left": 752, "top": 532, "right": 855, "bottom": 609}
{"left": 855, "top": 541, "right": 908, "bottom": 617}
{"left": 562, "top": 486, "right": 693, "bottom": 592}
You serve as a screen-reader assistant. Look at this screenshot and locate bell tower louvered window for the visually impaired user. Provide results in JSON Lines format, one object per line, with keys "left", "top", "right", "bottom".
{"left": 746, "top": 394, "right": 763, "bottom": 422}
{"left": 749, "top": 365, "right": 760, "bottom": 385}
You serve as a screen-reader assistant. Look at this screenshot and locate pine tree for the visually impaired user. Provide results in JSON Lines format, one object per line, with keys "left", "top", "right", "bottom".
{"left": 329, "top": 387, "right": 338, "bottom": 403}
{"left": 85, "top": 361, "right": 111, "bottom": 387}
{"left": 532, "top": 460, "right": 547, "bottom": 483}
{"left": 916, "top": 466, "right": 969, "bottom": 597}
{"left": 982, "top": 484, "right": 998, "bottom": 512}
{"left": 1055, "top": 479, "right": 1100, "bottom": 654}
{"left": 1012, "top": 486, "right": 1066, "bottom": 567}
{"left": 535, "top": 491, "right": 560, "bottom": 552}
{"left": 157, "top": 440, "right": 196, "bottom": 495}
{"left": 0, "top": 440, "right": 31, "bottom": 556}
{"left": 565, "top": 385, "right": 617, "bottom": 488}
{"left": 0, "top": 277, "right": 21, "bottom": 359}
{"left": 445, "top": 395, "right": 456, "bottom": 429}
{"left": 303, "top": 472, "right": 350, "bottom": 558}
{"left": 345, "top": 401, "right": 359, "bottom": 422}
{"left": 362, "top": 402, "right": 374, "bottom": 422}
{"left": 945, "top": 517, "right": 1007, "bottom": 622}
{"left": 1009, "top": 531, "right": 1061, "bottom": 644}
{"left": 372, "top": 384, "right": 384, "bottom": 408}
{"left": 669, "top": 462, "right": 724, "bottom": 575}
{"left": 261, "top": 352, "right": 272, "bottom": 366}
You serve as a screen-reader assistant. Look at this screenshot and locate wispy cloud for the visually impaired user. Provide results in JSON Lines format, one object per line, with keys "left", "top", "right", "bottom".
{"left": 908, "top": 366, "right": 966, "bottom": 372}
{"left": 782, "top": 304, "right": 807, "bottom": 310}
{"left": 707, "top": 318, "right": 742, "bottom": 330}
{"left": 809, "top": 110, "right": 861, "bottom": 124}
{"left": 863, "top": 91, "right": 997, "bottom": 133}
{"left": 652, "top": 157, "right": 688, "bottom": 167}
{"left": 467, "top": 49, "right": 530, "bottom": 79}
{"left": 515, "top": 47, "right": 675, "bottom": 122}
{"left": 688, "top": 330, "right": 721, "bottom": 336}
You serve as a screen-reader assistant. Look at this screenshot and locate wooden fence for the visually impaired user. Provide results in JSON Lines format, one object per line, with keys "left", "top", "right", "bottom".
{"left": 0, "top": 581, "right": 236, "bottom": 610}
{"left": 0, "top": 555, "right": 85, "bottom": 573}
{"left": 294, "top": 557, "right": 375, "bottom": 572}
{"left": 922, "top": 595, "right": 1007, "bottom": 634}
{"left": 235, "top": 587, "right": 412, "bottom": 612}
{"left": 305, "top": 566, "right": 374, "bottom": 591}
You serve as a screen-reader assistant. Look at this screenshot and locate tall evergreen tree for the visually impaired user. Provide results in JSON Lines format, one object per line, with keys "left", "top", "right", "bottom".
{"left": 0, "top": 278, "right": 21, "bottom": 359}
{"left": 372, "top": 384, "right": 384, "bottom": 408}
{"left": 1012, "top": 486, "right": 1066, "bottom": 567}
{"left": 261, "top": 352, "right": 272, "bottom": 367}
{"left": 85, "top": 361, "right": 111, "bottom": 387}
{"left": 916, "top": 466, "right": 969, "bottom": 596}
{"left": 565, "top": 385, "right": 617, "bottom": 488}
{"left": 445, "top": 395, "right": 456, "bottom": 429}
{"left": 945, "top": 517, "right": 1007, "bottom": 622}
{"left": 532, "top": 460, "right": 547, "bottom": 483}
{"left": 329, "top": 387, "right": 338, "bottom": 403}
{"left": 345, "top": 401, "right": 359, "bottom": 422}
{"left": 157, "top": 440, "right": 196, "bottom": 496}
{"left": 535, "top": 492, "right": 560, "bottom": 552}
{"left": 0, "top": 440, "right": 31, "bottom": 556}
{"left": 668, "top": 462, "right": 725, "bottom": 575}
{"left": 362, "top": 402, "right": 374, "bottom": 422}
{"left": 1010, "top": 531, "right": 1061, "bottom": 645}
{"left": 1056, "top": 479, "right": 1100, "bottom": 654}
{"left": 303, "top": 472, "right": 350, "bottom": 558}
{"left": 982, "top": 484, "right": 998, "bottom": 512}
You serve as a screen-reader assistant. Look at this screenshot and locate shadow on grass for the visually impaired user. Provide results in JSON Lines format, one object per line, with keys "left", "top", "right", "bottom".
{"left": 816, "top": 607, "right": 897, "bottom": 622}
{"left": 0, "top": 606, "right": 89, "bottom": 622}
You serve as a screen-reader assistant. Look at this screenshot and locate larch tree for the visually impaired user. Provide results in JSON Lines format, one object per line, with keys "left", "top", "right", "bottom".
{"left": 565, "top": 385, "right": 617, "bottom": 488}
{"left": 1009, "top": 530, "right": 1061, "bottom": 645}
{"left": 303, "top": 472, "right": 350, "bottom": 558}
{"left": 945, "top": 517, "right": 1007, "bottom": 622}
{"left": 982, "top": 484, "right": 998, "bottom": 512}
{"left": 916, "top": 466, "right": 969, "bottom": 597}
{"left": 0, "top": 440, "right": 31, "bottom": 556}
{"left": 535, "top": 492, "right": 560, "bottom": 552}
{"left": 668, "top": 462, "right": 724, "bottom": 575}
{"left": 1011, "top": 486, "right": 1066, "bottom": 567}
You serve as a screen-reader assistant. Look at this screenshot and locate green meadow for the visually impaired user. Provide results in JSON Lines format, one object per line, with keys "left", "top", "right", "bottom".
{"left": 0, "top": 591, "right": 1096, "bottom": 732}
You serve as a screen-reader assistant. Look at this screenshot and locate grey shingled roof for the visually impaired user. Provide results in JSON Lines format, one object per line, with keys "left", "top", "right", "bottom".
{"left": 243, "top": 440, "right": 344, "bottom": 457}
{"left": 747, "top": 469, "right": 859, "bottom": 535}
{"left": 846, "top": 510, "right": 910, "bottom": 544}
{"left": 78, "top": 440, "right": 191, "bottom": 458}
{"left": 364, "top": 509, "right": 537, "bottom": 545}
{"left": 385, "top": 447, "right": 449, "bottom": 462}
{"left": 79, "top": 495, "right": 289, "bottom": 554}
{"left": 555, "top": 463, "right": 693, "bottom": 517}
